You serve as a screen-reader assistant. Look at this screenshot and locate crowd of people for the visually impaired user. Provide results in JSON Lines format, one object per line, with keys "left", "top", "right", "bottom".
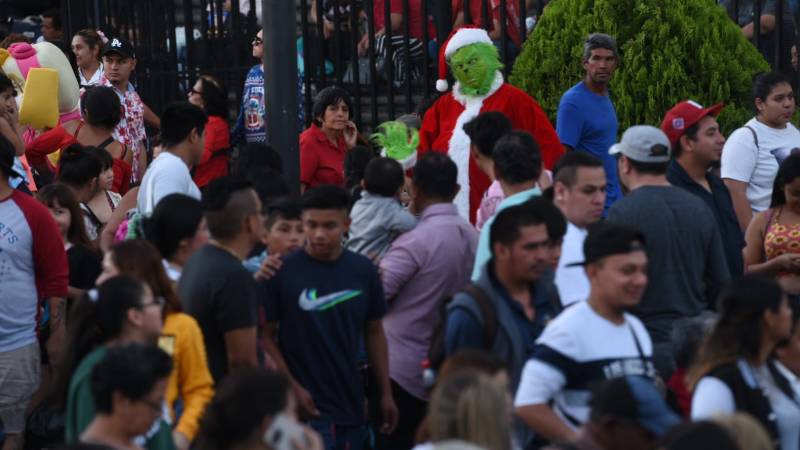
{"left": 5, "top": 3, "right": 800, "bottom": 450}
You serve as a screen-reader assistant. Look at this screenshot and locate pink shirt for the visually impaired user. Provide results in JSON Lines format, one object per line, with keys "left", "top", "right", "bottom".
{"left": 475, "top": 180, "right": 505, "bottom": 232}
{"left": 100, "top": 76, "right": 146, "bottom": 182}
{"left": 380, "top": 203, "right": 479, "bottom": 400}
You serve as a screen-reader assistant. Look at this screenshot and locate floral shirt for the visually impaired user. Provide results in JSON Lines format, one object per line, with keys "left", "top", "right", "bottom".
{"left": 99, "top": 75, "right": 146, "bottom": 182}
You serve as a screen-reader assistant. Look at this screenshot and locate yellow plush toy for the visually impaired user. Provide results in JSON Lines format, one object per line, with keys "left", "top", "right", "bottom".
{"left": 0, "top": 41, "right": 81, "bottom": 130}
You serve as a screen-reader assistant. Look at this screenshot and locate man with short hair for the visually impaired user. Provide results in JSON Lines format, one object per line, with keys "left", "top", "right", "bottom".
{"left": 569, "top": 376, "right": 680, "bottom": 450}
{"left": 137, "top": 102, "right": 207, "bottom": 215}
{"left": 179, "top": 177, "right": 263, "bottom": 383}
{"left": 606, "top": 125, "right": 730, "bottom": 378}
{"left": 379, "top": 153, "right": 479, "bottom": 450}
{"left": 463, "top": 111, "right": 513, "bottom": 231}
{"left": 556, "top": 33, "right": 622, "bottom": 210}
{"left": 100, "top": 36, "right": 149, "bottom": 182}
{"left": 446, "top": 199, "right": 564, "bottom": 394}
{"left": 515, "top": 223, "right": 657, "bottom": 444}
{"left": 262, "top": 185, "right": 398, "bottom": 450}
{"left": 0, "top": 135, "right": 68, "bottom": 450}
{"left": 472, "top": 130, "right": 542, "bottom": 281}
{"left": 552, "top": 152, "right": 607, "bottom": 306}
{"left": 662, "top": 100, "right": 744, "bottom": 276}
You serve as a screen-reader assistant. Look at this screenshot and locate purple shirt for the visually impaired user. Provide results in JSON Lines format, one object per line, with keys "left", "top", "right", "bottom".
{"left": 380, "top": 203, "right": 479, "bottom": 400}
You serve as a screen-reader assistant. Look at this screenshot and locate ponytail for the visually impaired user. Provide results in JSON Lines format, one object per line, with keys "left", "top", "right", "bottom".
{"left": 51, "top": 276, "right": 147, "bottom": 406}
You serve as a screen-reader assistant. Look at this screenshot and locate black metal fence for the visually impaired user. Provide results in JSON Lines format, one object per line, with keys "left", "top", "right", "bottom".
{"left": 58, "top": 0, "right": 798, "bottom": 133}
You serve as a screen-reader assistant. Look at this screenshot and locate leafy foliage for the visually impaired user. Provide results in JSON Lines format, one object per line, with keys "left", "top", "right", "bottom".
{"left": 509, "top": 0, "right": 770, "bottom": 135}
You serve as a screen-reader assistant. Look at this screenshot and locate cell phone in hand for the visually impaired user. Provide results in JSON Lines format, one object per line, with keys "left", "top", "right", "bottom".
{"left": 264, "top": 413, "right": 307, "bottom": 450}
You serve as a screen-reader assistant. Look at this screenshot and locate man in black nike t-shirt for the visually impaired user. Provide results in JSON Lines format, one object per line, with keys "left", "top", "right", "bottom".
{"left": 262, "top": 185, "right": 398, "bottom": 450}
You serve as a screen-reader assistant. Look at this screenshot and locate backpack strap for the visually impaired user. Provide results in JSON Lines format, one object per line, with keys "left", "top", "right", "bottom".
{"left": 744, "top": 125, "right": 760, "bottom": 182}
{"left": 462, "top": 284, "right": 498, "bottom": 348}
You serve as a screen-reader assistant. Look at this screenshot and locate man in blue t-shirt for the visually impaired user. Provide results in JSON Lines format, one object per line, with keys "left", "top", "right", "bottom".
{"left": 556, "top": 33, "right": 621, "bottom": 211}
{"left": 262, "top": 185, "right": 398, "bottom": 450}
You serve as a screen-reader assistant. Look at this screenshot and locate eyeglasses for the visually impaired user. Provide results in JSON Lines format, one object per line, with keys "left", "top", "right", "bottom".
{"left": 252, "top": 36, "right": 263, "bottom": 46}
{"left": 141, "top": 297, "right": 166, "bottom": 309}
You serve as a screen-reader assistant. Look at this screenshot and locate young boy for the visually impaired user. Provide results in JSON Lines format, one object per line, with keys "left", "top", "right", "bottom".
{"left": 246, "top": 196, "right": 305, "bottom": 278}
{"left": 262, "top": 185, "right": 397, "bottom": 450}
{"left": 346, "top": 157, "right": 415, "bottom": 258}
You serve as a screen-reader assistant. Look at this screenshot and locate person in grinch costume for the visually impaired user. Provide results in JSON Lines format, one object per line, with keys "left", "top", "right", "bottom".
{"left": 419, "top": 26, "right": 563, "bottom": 223}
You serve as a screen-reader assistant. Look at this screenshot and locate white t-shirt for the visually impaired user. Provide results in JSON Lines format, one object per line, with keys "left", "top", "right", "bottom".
{"left": 721, "top": 118, "right": 800, "bottom": 212}
{"left": 137, "top": 152, "right": 201, "bottom": 215}
{"left": 514, "top": 301, "right": 655, "bottom": 429}
{"left": 554, "top": 222, "right": 589, "bottom": 307}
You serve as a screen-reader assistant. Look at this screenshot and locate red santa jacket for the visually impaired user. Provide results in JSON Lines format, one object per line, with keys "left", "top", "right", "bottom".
{"left": 418, "top": 73, "right": 562, "bottom": 223}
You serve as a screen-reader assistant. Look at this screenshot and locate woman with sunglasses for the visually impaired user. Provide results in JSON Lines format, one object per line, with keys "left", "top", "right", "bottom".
{"left": 55, "top": 275, "right": 174, "bottom": 449}
{"left": 187, "top": 74, "right": 231, "bottom": 189}
{"left": 94, "top": 239, "right": 215, "bottom": 450}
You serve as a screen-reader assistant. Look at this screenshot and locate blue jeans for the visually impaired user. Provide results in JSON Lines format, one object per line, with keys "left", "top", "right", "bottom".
{"left": 308, "top": 419, "right": 367, "bottom": 450}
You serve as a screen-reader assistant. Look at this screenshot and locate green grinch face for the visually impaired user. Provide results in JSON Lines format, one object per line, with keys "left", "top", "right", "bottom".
{"left": 449, "top": 43, "right": 502, "bottom": 96}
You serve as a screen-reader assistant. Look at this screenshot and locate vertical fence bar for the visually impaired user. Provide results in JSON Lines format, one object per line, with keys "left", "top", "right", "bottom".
{"left": 403, "top": 0, "right": 413, "bottom": 113}
{"left": 385, "top": 0, "right": 396, "bottom": 120}
{"left": 422, "top": 0, "right": 431, "bottom": 98}
{"left": 350, "top": 0, "right": 363, "bottom": 129}
{"left": 300, "top": 0, "right": 313, "bottom": 127}
{"left": 775, "top": 0, "right": 784, "bottom": 72}
{"left": 754, "top": 0, "right": 761, "bottom": 52}
{"left": 263, "top": 0, "right": 300, "bottom": 193}
{"left": 519, "top": 0, "right": 526, "bottom": 52}
{"left": 367, "top": 0, "right": 380, "bottom": 127}
{"left": 183, "top": 0, "right": 196, "bottom": 85}
{"left": 332, "top": 1, "right": 343, "bottom": 83}
{"left": 463, "top": 0, "right": 472, "bottom": 26}
{"left": 500, "top": 0, "right": 509, "bottom": 73}
{"left": 315, "top": 0, "right": 327, "bottom": 87}
{"left": 481, "top": 0, "right": 490, "bottom": 29}
{"left": 436, "top": 0, "right": 453, "bottom": 44}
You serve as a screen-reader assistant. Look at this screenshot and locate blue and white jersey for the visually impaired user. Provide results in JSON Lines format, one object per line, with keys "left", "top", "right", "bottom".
{"left": 514, "top": 301, "right": 656, "bottom": 428}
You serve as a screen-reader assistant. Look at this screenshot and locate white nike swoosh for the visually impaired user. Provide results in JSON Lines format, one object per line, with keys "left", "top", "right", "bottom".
{"left": 298, "top": 289, "right": 362, "bottom": 311}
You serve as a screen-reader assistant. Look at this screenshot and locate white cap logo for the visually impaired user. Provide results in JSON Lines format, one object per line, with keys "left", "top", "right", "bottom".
{"left": 111, "top": 38, "right": 122, "bottom": 48}
{"left": 687, "top": 100, "right": 703, "bottom": 109}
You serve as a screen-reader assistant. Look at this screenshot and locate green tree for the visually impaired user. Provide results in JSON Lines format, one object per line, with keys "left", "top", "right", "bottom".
{"left": 509, "top": 0, "right": 770, "bottom": 135}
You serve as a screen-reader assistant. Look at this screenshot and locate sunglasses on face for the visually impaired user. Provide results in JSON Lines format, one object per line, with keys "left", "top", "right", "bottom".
{"left": 252, "top": 36, "right": 263, "bottom": 46}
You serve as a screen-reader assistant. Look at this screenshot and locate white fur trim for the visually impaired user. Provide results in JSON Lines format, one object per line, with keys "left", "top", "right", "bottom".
{"left": 452, "top": 71, "right": 504, "bottom": 105}
{"left": 436, "top": 79, "right": 449, "bottom": 92}
{"left": 447, "top": 71, "right": 505, "bottom": 221}
{"left": 445, "top": 28, "right": 493, "bottom": 58}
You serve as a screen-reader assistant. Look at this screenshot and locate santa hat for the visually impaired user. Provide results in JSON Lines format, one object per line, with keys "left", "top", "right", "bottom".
{"left": 436, "top": 26, "right": 494, "bottom": 92}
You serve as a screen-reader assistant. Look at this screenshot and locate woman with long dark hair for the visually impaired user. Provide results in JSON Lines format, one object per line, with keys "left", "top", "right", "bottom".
{"left": 689, "top": 274, "right": 794, "bottom": 450}
{"left": 187, "top": 74, "right": 230, "bottom": 189}
{"left": 744, "top": 153, "right": 800, "bottom": 296}
{"left": 96, "top": 240, "right": 214, "bottom": 450}
{"left": 54, "top": 276, "right": 172, "bottom": 448}
{"left": 722, "top": 71, "right": 800, "bottom": 230}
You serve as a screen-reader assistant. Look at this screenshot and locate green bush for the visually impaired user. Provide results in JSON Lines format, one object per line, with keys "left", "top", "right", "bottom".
{"left": 509, "top": 0, "right": 770, "bottom": 135}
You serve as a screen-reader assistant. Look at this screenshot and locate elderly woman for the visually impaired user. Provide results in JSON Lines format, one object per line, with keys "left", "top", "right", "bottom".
{"left": 299, "top": 86, "right": 359, "bottom": 192}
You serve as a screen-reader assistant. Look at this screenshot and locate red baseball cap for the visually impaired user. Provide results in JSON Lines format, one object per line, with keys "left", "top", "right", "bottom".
{"left": 660, "top": 100, "right": 724, "bottom": 148}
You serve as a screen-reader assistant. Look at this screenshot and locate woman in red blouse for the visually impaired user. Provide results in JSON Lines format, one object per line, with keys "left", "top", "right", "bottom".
{"left": 187, "top": 74, "right": 231, "bottom": 188}
{"left": 300, "top": 86, "right": 359, "bottom": 192}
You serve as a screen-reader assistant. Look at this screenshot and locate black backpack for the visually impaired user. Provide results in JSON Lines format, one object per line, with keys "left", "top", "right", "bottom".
{"left": 423, "top": 283, "right": 497, "bottom": 389}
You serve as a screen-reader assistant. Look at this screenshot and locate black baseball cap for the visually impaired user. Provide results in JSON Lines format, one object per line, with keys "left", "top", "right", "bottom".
{"left": 101, "top": 37, "right": 135, "bottom": 59}
{"left": 590, "top": 376, "right": 681, "bottom": 438}
{"left": 567, "top": 222, "right": 646, "bottom": 267}
{"left": 0, "top": 134, "right": 24, "bottom": 180}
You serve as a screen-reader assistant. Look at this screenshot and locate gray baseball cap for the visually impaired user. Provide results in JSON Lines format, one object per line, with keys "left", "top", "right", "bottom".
{"left": 609, "top": 125, "right": 671, "bottom": 163}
